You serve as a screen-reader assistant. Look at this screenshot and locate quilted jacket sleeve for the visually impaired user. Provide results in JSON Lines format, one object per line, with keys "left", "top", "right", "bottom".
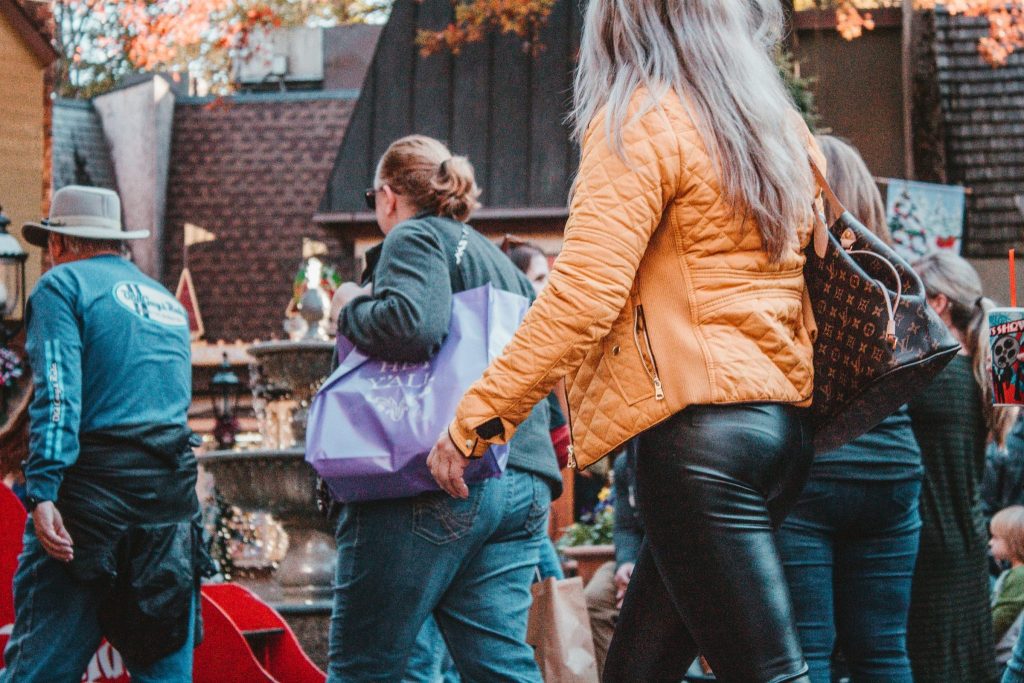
{"left": 449, "top": 95, "right": 683, "bottom": 457}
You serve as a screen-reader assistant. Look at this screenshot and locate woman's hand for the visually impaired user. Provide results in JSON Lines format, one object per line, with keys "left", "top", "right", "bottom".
{"left": 614, "top": 562, "right": 635, "bottom": 609}
{"left": 427, "top": 431, "right": 471, "bottom": 499}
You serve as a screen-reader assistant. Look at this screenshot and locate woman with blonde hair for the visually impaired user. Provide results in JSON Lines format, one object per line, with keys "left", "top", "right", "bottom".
{"left": 328, "top": 134, "right": 562, "bottom": 682}
{"left": 427, "top": 0, "right": 825, "bottom": 677}
{"left": 816, "top": 135, "right": 890, "bottom": 241}
{"left": 775, "top": 136, "right": 923, "bottom": 682}
{"left": 907, "top": 251, "right": 1017, "bottom": 683}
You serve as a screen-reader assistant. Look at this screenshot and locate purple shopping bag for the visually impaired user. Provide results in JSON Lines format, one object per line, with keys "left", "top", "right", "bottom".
{"left": 305, "top": 284, "right": 530, "bottom": 502}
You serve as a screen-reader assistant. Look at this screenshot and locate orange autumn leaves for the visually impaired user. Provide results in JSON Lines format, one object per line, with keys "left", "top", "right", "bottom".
{"left": 836, "top": 3, "right": 877, "bottom": 39}
{"left": 55, "top": 0, "right": 365, "bottom": 96}
{"left": 111, "top": 0, "right": 282, "bottom": 71}
{"left": 419, "top": 0, "right": 1022, "bottom": 68}
{"left": 834, "top": 0, "right": 1024, "bottom": 67}
{"left": 415, "top": 0, "right": 557, "bottom": 56}
{"left": 57, "top": 0, "right": 1022, "bottom": 100}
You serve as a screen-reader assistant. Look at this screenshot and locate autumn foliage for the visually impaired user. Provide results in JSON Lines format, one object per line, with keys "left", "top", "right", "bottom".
{"left": 52, "top": 0, "right": 1023, "bottom": 99}
{"left": 415, "top": 0, "right": 556, "bottom": 56}
{"left": 833, "top": 0, "right": 1024, "bottom": 66}
{"left": 53, "top": 0, "right": 376, "bottom": 96}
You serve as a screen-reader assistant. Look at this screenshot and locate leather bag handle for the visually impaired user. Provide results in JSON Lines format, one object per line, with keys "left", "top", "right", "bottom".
{"left": 808, "top": 157, "right": 846, "bottom": 258}
{"left": 809, "top": 158, "right": 847, "bottom": 223}
{"left": 807, "top": 156, "right": 901, "bottom": 348}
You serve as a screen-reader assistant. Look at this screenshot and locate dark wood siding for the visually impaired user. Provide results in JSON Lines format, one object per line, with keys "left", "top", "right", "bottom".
{"left": 318, "top": 0, "right": 581, "bottom": 217}
{"left": 794, "top": 11, "right": 906, "bottom": 180}
{"left": 933, "top": 9, "right": 1024, "bottom": 256}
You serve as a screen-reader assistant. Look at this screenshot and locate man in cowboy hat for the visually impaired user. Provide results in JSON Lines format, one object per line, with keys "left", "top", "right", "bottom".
{"left": 1, "top": 185, "right": 211, "bottom": 682}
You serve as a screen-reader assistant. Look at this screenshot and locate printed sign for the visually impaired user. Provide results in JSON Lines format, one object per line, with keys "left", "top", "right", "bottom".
{"left": 990, "top": 308, "right": 1024, "bottom": 406}
{"left": 885, "top": 179, "right": 966, "bottom": 261}
{"left": 0, "top": 628, "right": 128, "bottom": 682}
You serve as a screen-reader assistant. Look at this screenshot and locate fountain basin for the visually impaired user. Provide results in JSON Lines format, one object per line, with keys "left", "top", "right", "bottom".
{"left": 198, "top": 448, "right": 334, "bottom": 604}
{"left": 248, "top": 340, "right": 334, "bottom": 392}
{"left": 201, "top": 336, "right": 338, "bottom": 667}
{"left": 199, "top": 447, "right": 321, "bottom": 516}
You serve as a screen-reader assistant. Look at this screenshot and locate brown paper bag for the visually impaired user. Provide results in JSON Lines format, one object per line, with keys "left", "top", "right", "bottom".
{"left": 526, "top": 576, "right": 600, "bottom": 683}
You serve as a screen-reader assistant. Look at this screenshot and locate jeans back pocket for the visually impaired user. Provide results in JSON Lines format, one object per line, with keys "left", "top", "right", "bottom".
{"left": 412, "top": 487, "right": 485, "bottom": 545}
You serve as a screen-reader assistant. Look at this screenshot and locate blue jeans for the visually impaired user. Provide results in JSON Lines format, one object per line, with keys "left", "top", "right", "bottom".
{"left": 404, "top": 537, "right": 561, "bottom": 682}
{"left": 776, "top": 477, "right": 922, "bottom": 683}
{"left": 537, "top": 538, "right": 564, "bottom": 580}
{"left": 1, "top": 523, "right": 197, "bottom": 683}
{"left": 327, "top": 467, "right": 550, "bottom": 682}
{"left": 405, "top": 617, "right": 461, "bottom": 683}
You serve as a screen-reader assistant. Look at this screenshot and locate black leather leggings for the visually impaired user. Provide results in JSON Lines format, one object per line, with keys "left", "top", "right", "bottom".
{"left": 603, "top": 403, "right": 815, "bottom": 683}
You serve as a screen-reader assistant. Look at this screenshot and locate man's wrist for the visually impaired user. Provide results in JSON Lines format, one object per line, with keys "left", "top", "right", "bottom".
{"left": 25, "top": 495, "right": 52, "bottom": 512}
{"left": 21, "top": 460, "right": 62, "bottom": 509}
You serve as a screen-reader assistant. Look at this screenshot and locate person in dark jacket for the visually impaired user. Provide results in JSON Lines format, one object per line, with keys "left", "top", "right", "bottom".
{"left": 325, "top": 135, "right": 560, "bottom": 683}
{"left": 1, "top": 186, "right": 209, "bottom": 682}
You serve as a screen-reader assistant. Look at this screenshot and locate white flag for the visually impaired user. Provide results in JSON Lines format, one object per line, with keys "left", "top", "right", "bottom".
{"left": 184, "top": 223, "right": 216, "bottom": 247}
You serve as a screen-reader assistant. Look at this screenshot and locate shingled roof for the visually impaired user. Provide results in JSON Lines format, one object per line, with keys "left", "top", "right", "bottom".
{"left": 162, "top": 92, "right": 357, "bottom": 342}
{"left": 317, "top": 0, "right": 581, "bottom": 223}
{"left": 52, "top": 99, "right": 118, "bottom": 193}
{"left": 933, "top": 10, "right": 1024, "bottom": 257}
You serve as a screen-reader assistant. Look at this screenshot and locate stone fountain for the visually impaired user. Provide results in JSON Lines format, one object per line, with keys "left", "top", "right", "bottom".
{"left": 198, "top": 272, "right": 336, "bottom": 667}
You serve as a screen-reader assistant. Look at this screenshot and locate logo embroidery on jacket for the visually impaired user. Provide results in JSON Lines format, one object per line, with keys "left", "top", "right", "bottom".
{"left": 112, "top": 282, "right": 188, "bottom": 327}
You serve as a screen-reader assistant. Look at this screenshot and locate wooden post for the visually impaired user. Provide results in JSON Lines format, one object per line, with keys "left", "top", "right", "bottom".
{"left": 902, "top": 0, "right": 915, "bottom": 180}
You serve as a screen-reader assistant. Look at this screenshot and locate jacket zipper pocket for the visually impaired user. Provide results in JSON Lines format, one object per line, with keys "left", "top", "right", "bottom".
{"left": 561, "top": 380, "right": 578, "bottom": 470}
{"left": 633, "top": 304, "right": 665, "bottom": 401}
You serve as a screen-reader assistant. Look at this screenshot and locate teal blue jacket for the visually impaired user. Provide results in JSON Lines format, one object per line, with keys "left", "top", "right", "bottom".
{"left": 25, "top": 255, "right": 192, "bottom": 503}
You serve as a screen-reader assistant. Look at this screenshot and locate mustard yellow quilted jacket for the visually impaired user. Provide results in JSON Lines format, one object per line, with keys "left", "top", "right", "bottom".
{"left": 449, "top": 88, "right": 825, "bottom": 470}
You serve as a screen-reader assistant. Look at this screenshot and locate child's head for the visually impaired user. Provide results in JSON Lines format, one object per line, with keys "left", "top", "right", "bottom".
{"left": 990, "top": 506, "right": 1024, "bottom": 564}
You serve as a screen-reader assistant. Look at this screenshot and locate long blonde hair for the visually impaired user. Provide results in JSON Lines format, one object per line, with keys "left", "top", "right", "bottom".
{"left": 571, "top": 0, "right": 814, "bottom": 261}
{"left": 816, "top": 135, "right": 891, "bottom": 245}
{"left": 914, "top": 252, "right": 1017, "bottom": 446}
{"left": 375, "top": 135, "right": 481, "bottom": 222}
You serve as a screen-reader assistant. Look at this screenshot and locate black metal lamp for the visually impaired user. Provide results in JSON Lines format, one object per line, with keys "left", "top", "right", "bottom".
{"left": 0, "top": 206, "right": 27, "bottom": 346}
{"left": 210, "top": 352, "right": 243, "bottom": 450}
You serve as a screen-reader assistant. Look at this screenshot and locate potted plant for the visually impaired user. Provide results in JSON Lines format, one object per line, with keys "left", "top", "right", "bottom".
{"left": 557, "top": 485, "right": 616, "bottom": 584}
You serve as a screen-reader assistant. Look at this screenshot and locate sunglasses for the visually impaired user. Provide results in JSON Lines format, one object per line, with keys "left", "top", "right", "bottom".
{"left": 364, "top": 186, "right": 386, "bottom": 211}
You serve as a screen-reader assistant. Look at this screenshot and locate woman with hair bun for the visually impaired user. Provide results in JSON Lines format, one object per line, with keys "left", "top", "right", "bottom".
{"left": 327, "top": 134, "right": 562, "bottom": 682}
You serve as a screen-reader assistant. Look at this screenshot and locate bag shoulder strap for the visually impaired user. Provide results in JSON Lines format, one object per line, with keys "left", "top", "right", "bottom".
{"left": 808, "top": 157, "right": 843, "bottom": 259}
{"left": 809, "top": 157, "right": 847, "bottom": 222}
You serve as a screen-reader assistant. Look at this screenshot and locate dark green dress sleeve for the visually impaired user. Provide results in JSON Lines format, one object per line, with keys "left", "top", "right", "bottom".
{"left": 339, "top": 222, "right": 453, "bottom": 362}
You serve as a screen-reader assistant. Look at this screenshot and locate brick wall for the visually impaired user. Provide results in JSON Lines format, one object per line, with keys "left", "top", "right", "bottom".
{"left": 162, "top": 93, "right": 356, "bottom": 342}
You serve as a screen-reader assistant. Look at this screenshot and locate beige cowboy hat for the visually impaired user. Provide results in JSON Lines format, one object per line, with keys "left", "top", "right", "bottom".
{"left": 21, "top": 185, "right": 149, "bottom": 248}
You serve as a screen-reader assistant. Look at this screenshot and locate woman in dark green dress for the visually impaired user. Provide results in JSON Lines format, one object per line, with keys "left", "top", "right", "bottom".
{"left": 908, "top": 252, "right": 1018, "bottom": 682}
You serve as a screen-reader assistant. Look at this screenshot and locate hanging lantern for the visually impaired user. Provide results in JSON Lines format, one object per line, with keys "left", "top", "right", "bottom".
{"left": 0, "top": 206, "right": 27, "bottom": 345}
{"left": 210, "top": 352, "right": 243, "bottom": 450}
